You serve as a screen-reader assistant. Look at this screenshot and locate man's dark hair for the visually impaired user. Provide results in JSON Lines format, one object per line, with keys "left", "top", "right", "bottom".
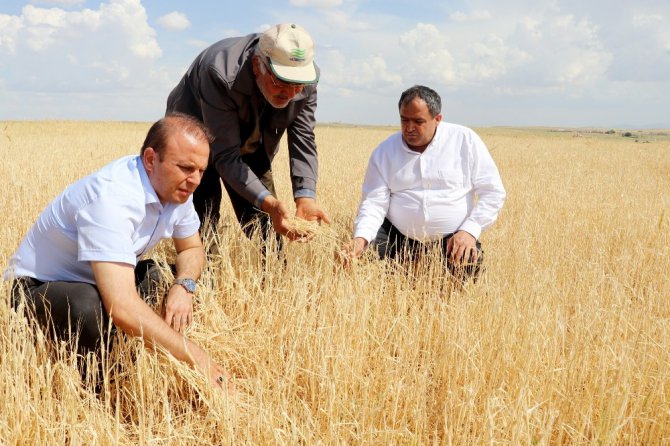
{"left": 398, "top": 85, "right": 442, "bottom": 118}
{"left": 140, "top": 112, "right": 214, "bottom": 158}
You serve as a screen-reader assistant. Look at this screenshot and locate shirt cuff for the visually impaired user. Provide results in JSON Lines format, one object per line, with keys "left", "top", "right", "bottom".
{"left": 254, "top": 190, "right": 272, "bottom": 209}
{"left": 294, "top": 189, "right": 316, "bottom": 200}
{"left": 458, "top": 221, "right": 482, "bottom": 240}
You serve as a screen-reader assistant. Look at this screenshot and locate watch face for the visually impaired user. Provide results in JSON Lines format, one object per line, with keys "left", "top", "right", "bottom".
{"left": 176, "top": 278, "right": 197, "bottom": 293}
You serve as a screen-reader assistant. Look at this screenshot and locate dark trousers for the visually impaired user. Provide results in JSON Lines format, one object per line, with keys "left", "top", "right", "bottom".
{"left": 195, "top": 149, "right": 281, "bottom": 247}
{"left": 10, "top": 259, "right": 161, "bottom": 358}
{"left": 374, "top": 218, "right": 484, "bottom": 281}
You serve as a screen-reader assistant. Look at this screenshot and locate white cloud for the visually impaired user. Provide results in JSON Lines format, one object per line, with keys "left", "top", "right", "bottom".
{"left": 30, "top": 0, "right": 85, "bottom": 6}
{"left": 398, "top": 23, "right": 460, "bottom": 84}
{"left": 509, "top": 14, "right": 612, "bottom": 87}
{"left": 156, "top": 11, "right": 191, "bottom": 32}
{"left": 0, "top": 0, "right": 165, "bottom": 96}
{"left": 605, "top": 11, "right": 670, "bottom": 83}
{"left": 320, "top": 49, "right": 402, "bottom": 90}
{"left": 631, "top": 13, "right": 663, "bottom": 27}
{"left": 449, "top": 9, "right": 492, "bottom": 22}
{"left": 322, "top": 10, "right": 374, "bottom": 31}
{"left": 0, "top": 14, "right": 24, "bottom": 54}
{"left": 290, "top": 0, "right": 342, "bottom": 8}
{"left": 398, "top": 23, "right": 522, "bottom": 86}
{"left": 187, "top": 39, "right": 209, "bottom": 48}
{"left": 393, "top": 12, "right": 612, "bottom": 95}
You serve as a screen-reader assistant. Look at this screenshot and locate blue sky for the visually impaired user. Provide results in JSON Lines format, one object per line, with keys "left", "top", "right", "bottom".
{"left": 1, "top": 0, "right": 669, "bottom": 128}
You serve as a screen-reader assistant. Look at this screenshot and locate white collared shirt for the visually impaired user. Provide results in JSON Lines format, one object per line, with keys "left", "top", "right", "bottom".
{"left": 4, "top": 155, "right": 200, "bottom": 284}
{"left": 353, "top": 122, "right": 506, "bottom": 243}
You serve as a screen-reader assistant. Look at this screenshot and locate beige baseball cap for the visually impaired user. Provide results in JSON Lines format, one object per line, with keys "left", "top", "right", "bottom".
{"left": 258, "top": 23, "right": 318, "bottom": 84}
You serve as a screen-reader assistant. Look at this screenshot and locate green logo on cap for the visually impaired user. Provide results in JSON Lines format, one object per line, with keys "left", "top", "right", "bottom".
{"left": 290, "top": 48, "right": 306, "bottom": 62}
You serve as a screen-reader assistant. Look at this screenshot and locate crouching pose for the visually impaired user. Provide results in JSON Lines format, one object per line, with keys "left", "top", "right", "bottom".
{"left": 343, "top": 85, "right": 506, "bottom": 282}
{"left": 4, "top": 113, "right": 232, "bottom": 391}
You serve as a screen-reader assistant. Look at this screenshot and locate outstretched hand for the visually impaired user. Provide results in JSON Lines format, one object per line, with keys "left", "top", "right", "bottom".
{"left": 338, "top": 237, "right": 368, "bottom": 268}
{"left": 261, "top": 196, "right": 312, "bottom": 241}
{"left": 295, "top": 197, "right": 331, "bottom": 225}
{"left": 261, "top": 196, "right": 331, "bottom": 241}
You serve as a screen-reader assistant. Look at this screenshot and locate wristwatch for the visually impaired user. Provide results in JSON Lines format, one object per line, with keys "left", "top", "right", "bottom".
{"left": 173, "top": 278, "right": 197, "bottom": 294}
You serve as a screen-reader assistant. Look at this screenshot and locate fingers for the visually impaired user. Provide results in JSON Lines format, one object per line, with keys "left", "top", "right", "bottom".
{"left": 449, "top": 243, "right": 463, "bottom": 265}
{"left": 293, "top": 228, "right": 315, "bottom": 242}
{"left": 164, "top": 306, "right": 192, "bottom": 333}
{"left": 278, "top": 223, "right": 313, "bottom": 242}
{"left": 294, "top": 200, "right": 331, "bottom": 225}
{"left": 448, "top": 238, "right": 477, "bottom": 266}
{"left": 269, "top": 198, "right": 330, "bottom": 240}
{"left": 337, "top": 246, "right": 354, "bottom": 268}
{"left": 316, "top": 209, "right": 332, "bottom": 225}
{"left": 174, "top": 313, "right": 192, "bottom": 333}
{"left": 469, "top": 246, "right": 479, "bottom": 263}
{"left": 211, "top": 365, "right": 235, "bottom": 395}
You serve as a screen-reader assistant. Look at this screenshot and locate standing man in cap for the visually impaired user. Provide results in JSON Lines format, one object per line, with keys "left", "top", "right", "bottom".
{"left": 166, "top": 24, "right": 330, "bottom": 246}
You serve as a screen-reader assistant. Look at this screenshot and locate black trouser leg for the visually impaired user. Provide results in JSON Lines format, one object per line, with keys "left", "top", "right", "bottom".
{"left": 11, "top": 277, "right": 109, "bottom": 357}
{"left": 10, "top": 260, "right": 162, "bottom": 361}
{"left": 193, "top": 163, "right": 223, "bottom": 231}
{"left": 373, "top": 218, "right": 422, "bottom": 262}
{"left": 195, "top": 149, "right": 282, "bottom": 250}
{"left": 222, "top": 149, "right": 282, "bottom": 249}
{"left": 373, "top": 218, "right": 483, "bottom": 281}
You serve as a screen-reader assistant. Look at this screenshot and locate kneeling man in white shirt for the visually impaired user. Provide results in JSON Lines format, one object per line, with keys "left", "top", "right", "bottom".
{"left": 345, "top": 85, "right": 506, "bottom": 281}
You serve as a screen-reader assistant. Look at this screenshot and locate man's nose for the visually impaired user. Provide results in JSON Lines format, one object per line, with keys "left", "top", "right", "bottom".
{"left": 187, "top": 171, "right": 202, "bottom": 186}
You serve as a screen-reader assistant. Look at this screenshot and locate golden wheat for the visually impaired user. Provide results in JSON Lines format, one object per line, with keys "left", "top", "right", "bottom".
{"left": 1, "top": 122, "right": 669, "bottom": 444}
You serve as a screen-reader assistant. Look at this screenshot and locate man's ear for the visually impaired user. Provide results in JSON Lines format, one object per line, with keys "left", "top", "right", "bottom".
{"left": 143, "top": 147, "right": 157, "bottom": 174}
{"left": 435, "top": 113, "right": 443, "bottom": 124}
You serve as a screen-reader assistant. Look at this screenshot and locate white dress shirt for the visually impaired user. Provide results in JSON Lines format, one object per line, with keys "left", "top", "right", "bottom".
{"left": 4, "top": 155, "right": 200, "bottom": 284}
{"left": 353, "top": 122, "right": 506, "bottom": 243}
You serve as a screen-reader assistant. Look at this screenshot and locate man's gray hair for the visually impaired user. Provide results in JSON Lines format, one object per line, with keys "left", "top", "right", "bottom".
{"left": 398, "top": 85, "right": 442, "bottom": 117}
{"left": 254, "top": 45, "right": 268, "bottom": 75}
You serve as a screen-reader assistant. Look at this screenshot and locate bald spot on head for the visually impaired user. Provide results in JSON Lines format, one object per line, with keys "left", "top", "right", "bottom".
{"left": 141, "top": 113, "right": 213, "bottom": 160}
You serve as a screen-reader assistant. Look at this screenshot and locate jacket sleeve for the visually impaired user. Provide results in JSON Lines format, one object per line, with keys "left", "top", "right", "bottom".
{"left": 286, "top": 86, "right": 318, "bottom": 199}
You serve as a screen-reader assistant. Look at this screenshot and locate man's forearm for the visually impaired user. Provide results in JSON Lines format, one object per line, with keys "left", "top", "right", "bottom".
{"left": 213, "top": 150, "right": 269, "bottom": 207}
{"left": 112, "top": 291, "right": 203, "bottom": 364}
{"left": 174, "top": 246, "right": 205, "bottom": 280}
{"left": 92, "top": 262, "right": 205, "bottom": 366}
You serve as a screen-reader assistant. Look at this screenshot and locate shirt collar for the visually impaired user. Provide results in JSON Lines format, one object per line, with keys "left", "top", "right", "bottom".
{"left": 401, "top": 121, "right": 445, "bottom": 154}
{"left": 136, "top": 156, "right": 162, "bottom": 208}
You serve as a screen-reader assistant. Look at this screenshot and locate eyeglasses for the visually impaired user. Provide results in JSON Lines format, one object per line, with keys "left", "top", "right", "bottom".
{"left": 261, "top": 58, "right": 304, "bottom": 91}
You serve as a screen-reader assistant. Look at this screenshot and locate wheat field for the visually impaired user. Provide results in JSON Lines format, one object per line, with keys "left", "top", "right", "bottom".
{"left": 1, "top": 121, "right": 669, "bottom": 445}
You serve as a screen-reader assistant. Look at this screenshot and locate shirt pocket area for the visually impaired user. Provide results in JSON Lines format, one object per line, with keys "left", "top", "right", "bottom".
{"left": 436, "top": 167, "right": 465, "bottom": 188}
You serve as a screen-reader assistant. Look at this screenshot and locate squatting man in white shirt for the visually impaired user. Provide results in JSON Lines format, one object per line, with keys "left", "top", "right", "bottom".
{"left": 343, "top": 85, "right": 506, "bottom": 281}
{"left": 4, "top": 114, "right": 233, "bottom": 392}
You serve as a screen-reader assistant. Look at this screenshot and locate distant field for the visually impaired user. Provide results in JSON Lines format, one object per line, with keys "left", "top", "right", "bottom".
{"left": 1, "top": 121, "right": 669, "bottom": 444}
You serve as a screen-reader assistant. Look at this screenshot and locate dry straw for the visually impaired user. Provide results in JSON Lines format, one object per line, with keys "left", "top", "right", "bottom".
{"left": 1, "top": 122, "right": 669, "bottom": 444}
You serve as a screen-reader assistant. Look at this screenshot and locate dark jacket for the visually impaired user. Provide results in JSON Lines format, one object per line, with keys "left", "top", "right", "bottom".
{"left": 166, "top": 33, "right": 319, "bottom": 205}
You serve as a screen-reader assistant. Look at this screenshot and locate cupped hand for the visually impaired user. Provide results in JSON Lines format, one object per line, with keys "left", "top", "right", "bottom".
{"left": 262, "top": 196, "right": 314, "bottom": 241}
{"left": 295, "top": 197, "right": 331, "bottom": 225}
